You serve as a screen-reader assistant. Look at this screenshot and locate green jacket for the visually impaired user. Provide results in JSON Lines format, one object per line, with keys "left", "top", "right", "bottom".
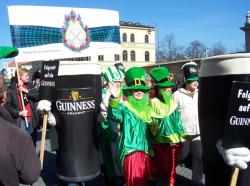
{"left": 149, "top": 97, "right": 186, "bottom": 145}
{"left": 108, "top": 98, "right": 152, "bottom": 170}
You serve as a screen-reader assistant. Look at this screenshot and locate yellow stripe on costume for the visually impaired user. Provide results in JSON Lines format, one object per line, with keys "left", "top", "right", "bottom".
{"left": 149, "top": 97, "right": 178, "bottom": 118}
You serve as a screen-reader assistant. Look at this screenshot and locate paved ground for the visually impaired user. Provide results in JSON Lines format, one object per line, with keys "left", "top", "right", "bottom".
{"left": 21, "top": 130, "right": 205, "bottom": 186}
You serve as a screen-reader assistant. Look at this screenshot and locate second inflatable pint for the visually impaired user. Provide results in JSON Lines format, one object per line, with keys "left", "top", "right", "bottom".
{"left": 199, "top": 53, "right": 250, "bottom": 186}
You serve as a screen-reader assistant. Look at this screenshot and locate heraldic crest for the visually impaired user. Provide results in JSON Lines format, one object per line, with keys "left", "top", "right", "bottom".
{"left": 62, "top": 10, "right": 90, "bottom": 52}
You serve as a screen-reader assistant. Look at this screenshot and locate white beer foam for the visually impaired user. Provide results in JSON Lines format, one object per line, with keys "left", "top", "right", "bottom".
{"left": 200, "top": 53, "right": 250, "bottom": 77}
{"left": 58, "top": 61, "right": 101, "bottom": 75}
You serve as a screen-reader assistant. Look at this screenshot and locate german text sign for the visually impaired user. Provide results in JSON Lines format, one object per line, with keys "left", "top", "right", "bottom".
{"left": 40, "top": 60, "right": 59, "bottom": 101}
{"left": 223, "top": 81, "right": 250, "bottom": 149}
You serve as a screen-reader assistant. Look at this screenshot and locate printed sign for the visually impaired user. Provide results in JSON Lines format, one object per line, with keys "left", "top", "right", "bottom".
{"left": 7, "top": 6, "right": 120, "bottom": 62}
{"left": 222, "top": 81, "right": 250, "bottom": 149}
{"left": 39, "top": 61, "right": 59, "bottom": 100}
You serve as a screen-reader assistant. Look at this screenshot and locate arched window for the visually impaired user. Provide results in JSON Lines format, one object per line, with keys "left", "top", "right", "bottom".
{"left": 145, "top": 35, "right": 149, "bottom": 43}
{"left": 130, "top": 34, "right": 135, "bottom": 42}
{"left": 130, "top": 51, "right": 136, "bottom": 61}
{"left": 123, "top": 50, "right": 128, "bottom": 61}
{"left": 122, "top": 33, "right": 127, "bottom": 42}
{"left": 145, "top": 51, "right": 150, "bottom": 62}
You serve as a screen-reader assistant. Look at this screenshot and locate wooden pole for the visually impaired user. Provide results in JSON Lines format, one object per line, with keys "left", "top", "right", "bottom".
{"left": 39, "top": 112, "right": 48, "bottom": 169}
{"left": 230, "top": 167, "right": 239, "bottom": 186}
{"left": 15, "top": 62, "right": 28, "bottom": 128}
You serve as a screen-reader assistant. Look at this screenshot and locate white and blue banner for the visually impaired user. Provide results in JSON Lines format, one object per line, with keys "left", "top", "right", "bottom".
{"left": 8, "top": 6, "right": 121, "bottom": 62}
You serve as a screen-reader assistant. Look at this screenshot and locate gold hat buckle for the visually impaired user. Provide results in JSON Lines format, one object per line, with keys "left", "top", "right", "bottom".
{"left": 134, "top": 78, "right": 141, "bottom": 85}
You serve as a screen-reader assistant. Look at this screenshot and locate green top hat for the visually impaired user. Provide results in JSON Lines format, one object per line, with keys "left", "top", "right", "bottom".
{"left": 150, "top": 67, "right": 175, "bottom": 87}
{"left": 182, "top": 61, "right": 199, "bottom": 82}
{"left": 103, "top": 65, "right": 123, "bottom": 83}
{"left": 123, "top": 67, "right": 150, "bottom": 91}
{"left": 0, "top": 46, "right": 19, "bottom": 59}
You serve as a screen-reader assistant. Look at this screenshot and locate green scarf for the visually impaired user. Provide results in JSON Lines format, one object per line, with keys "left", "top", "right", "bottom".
{"left": 150, "top": 90, "right": 177, "bottom": 117}
{"left": 159, "top": 89, "right": 172, "bottom": 104}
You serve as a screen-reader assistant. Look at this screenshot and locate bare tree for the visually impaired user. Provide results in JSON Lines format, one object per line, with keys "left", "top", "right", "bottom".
{"left": 158, "top": 33, "right": 185, "bottom": 62}
{"left": 209, "top": 41, "right": 227, "bottom": 56}
{"left": 185, "top": 40, "right": 206, "bottom": 58}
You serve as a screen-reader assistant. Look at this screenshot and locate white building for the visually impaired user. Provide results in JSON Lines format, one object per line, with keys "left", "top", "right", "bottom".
{"left": 97, "top": 21, "right": 157, "bottom": 71}
{"left": 119, "top": 21, "right": 156, "bottom": 68}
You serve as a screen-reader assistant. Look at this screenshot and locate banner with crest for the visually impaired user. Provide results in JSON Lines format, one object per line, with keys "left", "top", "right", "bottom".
{"left": 7, "top": 6, "right": 121, "bottom": 62}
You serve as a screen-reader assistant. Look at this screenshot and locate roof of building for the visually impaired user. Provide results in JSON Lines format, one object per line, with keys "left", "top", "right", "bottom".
{"left": 120, "top": 21, "right": 155, "bottom": 29}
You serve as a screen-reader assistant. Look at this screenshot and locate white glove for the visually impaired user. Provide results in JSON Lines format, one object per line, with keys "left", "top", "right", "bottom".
{"left": 102, "top": 90, "right": 111, "bottom": 110}
{"left": 216, "top": 139, "right": 250, "bottom": 169}
{"left": 37, "top": 100, "right": 52, "bottom": 114}
{"left": 48, "top": 112, "right": 56, "bottom": 126}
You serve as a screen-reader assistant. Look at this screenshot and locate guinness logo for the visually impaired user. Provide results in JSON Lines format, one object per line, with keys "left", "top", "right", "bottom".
{"left": 55, "top": 89, "right": 95, "bottom": 115}
{"left": 70, "top": 90, "right": 81, "bottom": 101}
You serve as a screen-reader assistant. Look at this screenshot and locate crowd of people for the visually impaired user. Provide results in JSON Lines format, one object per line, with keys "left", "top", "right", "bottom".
{"left": 5, "top": 45, "right": 250, "bottom": 186}
{"left": 0, "top": 46, "right": 203, "bottom": 186}
{"left": 97, "top": 62, "right": 203, "bottom": 186}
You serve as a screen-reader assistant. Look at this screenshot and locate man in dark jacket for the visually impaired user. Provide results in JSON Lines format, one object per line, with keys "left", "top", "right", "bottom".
{"left": 6, "top": 67, "right": 40, "bottom": 145}
{"left": 0, "top": 116, "right": 41, "bottom": 186}
{"left": 0, "top": 46, "right": 41, "bottom": 185}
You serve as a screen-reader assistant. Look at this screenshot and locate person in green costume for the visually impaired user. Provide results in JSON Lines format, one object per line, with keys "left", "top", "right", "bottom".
{"left": 98, "top": 65, "right": 124, "bottom": 186}
{"left": 107, "top": 66, "right": 153, "bottom": 186}
{"left": 149, "top": 67, "right": 186, "bottom": 186}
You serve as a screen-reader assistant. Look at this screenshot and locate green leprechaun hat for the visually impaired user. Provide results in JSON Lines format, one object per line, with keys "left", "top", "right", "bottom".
{"left": 103, "top": 65, "right": 123, "bottom": 83}
{"left": 182, "top": 61, "right": 199, "bottom": 82}
{"left": 150, "top": 67, "right": 175, "bottom": 87}
{"left": 123, "top": 67, "right": 150, "bottom": 91}
{"left": 0, "top": 46, "right": 19, "bottom": 59}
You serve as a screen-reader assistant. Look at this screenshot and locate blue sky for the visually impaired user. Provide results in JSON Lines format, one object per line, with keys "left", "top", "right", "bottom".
{"left": 0, "top": 0, "right": 249, "bottom": 69}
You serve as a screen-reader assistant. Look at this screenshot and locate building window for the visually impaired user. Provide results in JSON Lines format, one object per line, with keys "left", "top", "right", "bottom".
{"left": 145, "top": 35, "right": 149, "bottom": 43}
{"left": 98, "top": 55, "right": 104, "bottom": 61}
{"left": 59, "top": 56, "right": 91, "bottom": 61}
{"left": 145, "top": 51, "right": 150, "bottom": 62}
{"left": 114, "top": 54, "right": 120, "bottom": 61}
{"left": 130, "top": 51, "right": 136, "bottom": 61}
{"left": 122, "top": 33, "right": 127, "bottom": 42}
{"left": 130, "top": 34, "right": 135, "bottom": 42}
{"left": 123, "top": 50, "right": 128, "bottom": 61}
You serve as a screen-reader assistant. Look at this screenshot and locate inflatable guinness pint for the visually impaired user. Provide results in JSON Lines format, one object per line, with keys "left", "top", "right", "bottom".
{"left": 199, "top": 53, "right": 250, "bottom": 186}
{"left": 53, "top": 61, "right": 101, "bottom": 182}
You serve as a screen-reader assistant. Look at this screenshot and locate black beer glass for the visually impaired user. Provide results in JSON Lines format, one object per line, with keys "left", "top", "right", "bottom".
{"left": 199, "top": 53, "right": 250, "bottom": 186}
